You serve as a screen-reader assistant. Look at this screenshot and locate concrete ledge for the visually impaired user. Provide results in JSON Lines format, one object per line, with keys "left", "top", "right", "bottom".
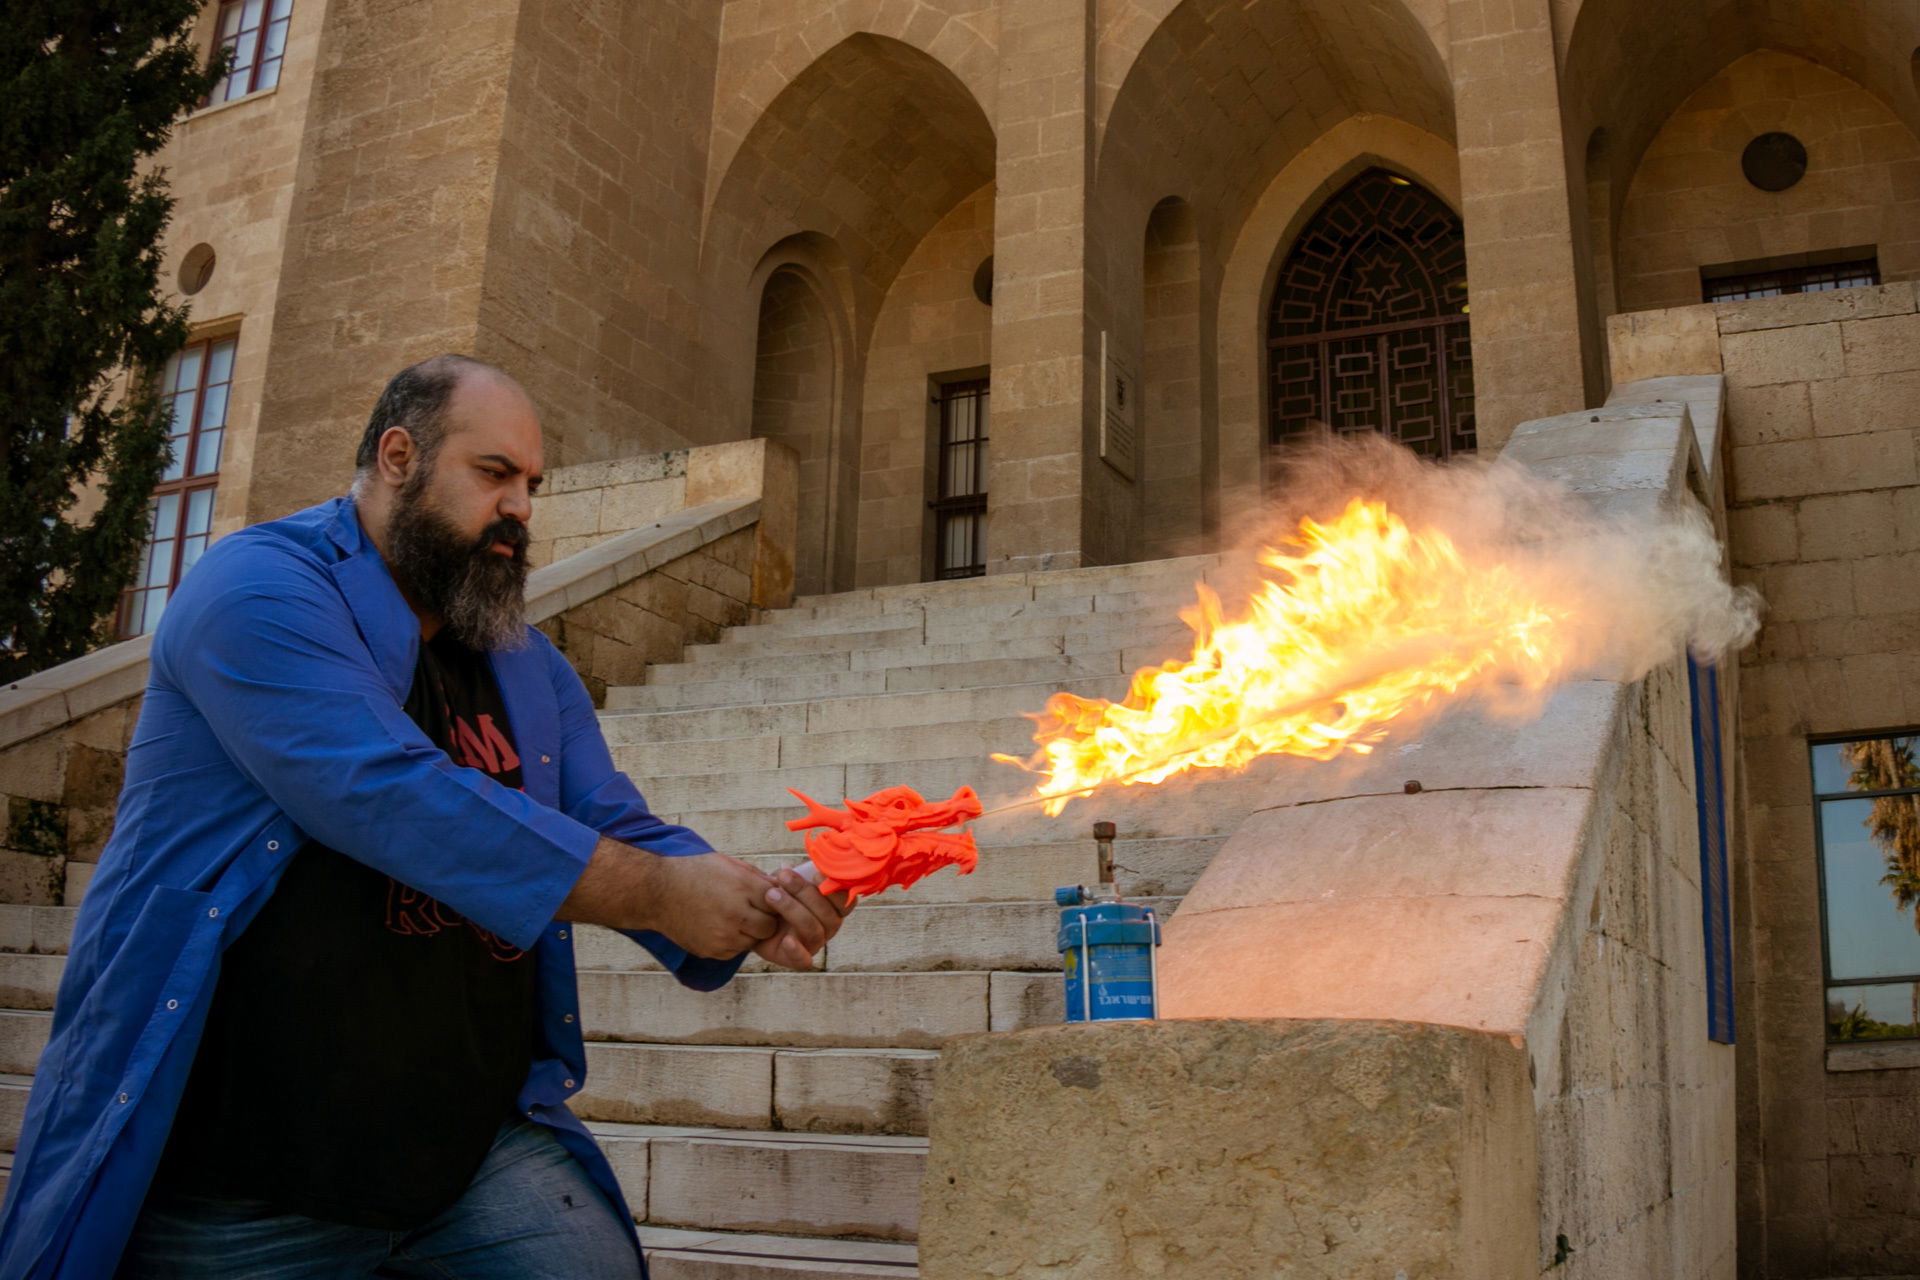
{"left": 524, "top": 497, "right": 760, "bottom": 625}
{"left": 1826, "top": 1041, "right": 1920, "bottom": 1073}
{"left": 920, "top": 1019, "right": 1535, "bottom": 1279}
{"left": 0, "top": 637, "right": 151, "bottom": 755}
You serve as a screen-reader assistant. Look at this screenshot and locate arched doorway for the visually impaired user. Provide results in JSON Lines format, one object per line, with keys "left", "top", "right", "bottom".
{"left": 751, "top": 266, "right": 839, "bottom": 597}
{"left": 1266, "top": 169, "right": 1473, "bottom": 463}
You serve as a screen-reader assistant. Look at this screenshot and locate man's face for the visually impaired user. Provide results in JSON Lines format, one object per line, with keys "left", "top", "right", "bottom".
{"left": 385, "top": 377, "right": 545, "bottom": 650}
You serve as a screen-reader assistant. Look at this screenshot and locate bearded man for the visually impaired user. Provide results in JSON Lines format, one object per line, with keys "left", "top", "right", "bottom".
{"left": 0, "top": 356, "right": 847, "bottom": 1280}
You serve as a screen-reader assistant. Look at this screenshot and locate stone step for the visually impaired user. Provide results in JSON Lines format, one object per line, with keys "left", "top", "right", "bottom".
{"left": 610, "top": 649, "right": 1136, "bottom": 713}
{"left": 654, "top": 633, "right": 1072, "bottom": 687}
{"left": 698, "top": 615, "right": 1191, "bottom": 666}
{"left": 709, "top": 623, "right": 926, "bottom": 658}
{"left": 640, "top": 1226, "right": 917, "bottom": 1279}
{"left": 783, "top": 554, "right": 1221, "bottom": 622}
{"left": 824, "top": 898, "right": 1175, "bottom": 974}
{"left": 0, "top": 1074, "right": 28, "bottom": 1151}
{"left": 577, "top": 1042, "right": 937, "bottom": 1135}
{"left": 0, "top": 906, "right": 76, "bottom": 957}
{"left": 0, "top": 1011, "right": 49, "bottom": 1075}
{"left": 641, "top": 1128, "right": 926, "bottom": 1241}
{"left": 613, "top": 714, "right": 1037, "bottom": 781}
{"left": 732, "top": 589, "right": 1189, "bottom": 643}
{"left": 0, "top": 954, "right": 65, "bottom": 1011}
{"left": 579, "top": 970, "right": 1058, "bottom": 1049}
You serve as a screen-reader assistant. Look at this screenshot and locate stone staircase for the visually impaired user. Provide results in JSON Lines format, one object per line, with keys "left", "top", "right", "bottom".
{"left": 0, "top": 553, "right": 1268, "bottom": 1276}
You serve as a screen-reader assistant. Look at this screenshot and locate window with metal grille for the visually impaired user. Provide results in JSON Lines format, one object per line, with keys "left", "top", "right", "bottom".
{"left": 1689, "top": 658, "right": 1735, "bottom": 1043}
{"left": 1701, "top": 254, "right": 1879, "bottom": 302}
{"left": 931, "top": 378, "right": 989, "bottom": 580}
{"left": 1810, "top": 732, "right": 1920, "bottom": 1043}
{"left": 119, "top": 337, "right": 234, "bottom": 637}
{"left": 1267, "top": 169, "right": 1475, "bottom": 469}
{"left": 209, "top": 0, "right": 294, "bottom": 104}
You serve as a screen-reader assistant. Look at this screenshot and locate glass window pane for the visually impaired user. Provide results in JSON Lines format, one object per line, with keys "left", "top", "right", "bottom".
{"left": 1827, "top": 982, "right": 1920, "bottom": 1042}
{"left": 175, "top": 346, "right": 203, "bottom": 395}
{"left": 1820, "top": 795, "right": 1920, "bottom": 981}
{"left": 231, "top": 29, "right": 259, "bottom": 74}
{"left": 219, "top": 0, "right": 245, "bottom": 36}
{"left": 126, "top": 589, "right": 152, "bottom": 637}
{"left": 160, "top": 438, "right": 186, "bottom": 483}
{"left": 264, "top": 17, "right": 288, "bottom": 58}
{"left": 185, "top": 487, "right": 216, "bottom": 536}
{"left": 1814, "top": 737, "right": 1920, "bottom": 795}
{"left": 145, "top": 540, "right": 176, "bottom": 589}
{"left": 167, "top": 392, "right": 195, "bottom": 435}
{"left": 219, "top": 69, "right": 246, "bottom": 103}
{"left": 181, "top": 535, "right": 209, "bottom": 577}
{"left": 197, "top": 382, "right": 230, "bottom": 433}
{"left": 194, "top": 429, "right": 224, "bottom": 476}
{"left": 208, "top": 338, "right": 236, "bottom": 385}
{"left": 257, "top": 56, "right": 283, "bottom": 91}
{"left": 145, "top": 589, "right": 169, "bottom": 632}
{"left": 270, "top": 0, "right": 294, "bottom": 18}
{"left": 241, "top": 0, "right": 266, "bottom": 28}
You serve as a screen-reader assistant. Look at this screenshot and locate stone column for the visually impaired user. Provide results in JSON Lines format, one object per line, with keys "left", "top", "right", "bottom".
{"left": 1449, "top": 0, "right": 1594, "bottom": 449}
{"left": 986, "top": 0, "right": 1100, "bottom": 573}
{"left": 248, "top": 0, "right": 522, "bottom": 522}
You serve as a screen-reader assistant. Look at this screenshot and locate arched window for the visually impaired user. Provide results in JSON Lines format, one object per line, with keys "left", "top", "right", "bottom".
{"left": 1267, "top": 169, "right": 1473, "bottom": 461}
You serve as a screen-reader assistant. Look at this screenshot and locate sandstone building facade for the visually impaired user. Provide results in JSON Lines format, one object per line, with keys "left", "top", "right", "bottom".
{"left": 18, "top": 0, "right": 1920, "bottom": 1274}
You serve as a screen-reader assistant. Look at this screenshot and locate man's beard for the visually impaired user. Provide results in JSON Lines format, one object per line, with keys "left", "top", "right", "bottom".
{"left": 385, "top": 468, "right": 530, "bottom": 652}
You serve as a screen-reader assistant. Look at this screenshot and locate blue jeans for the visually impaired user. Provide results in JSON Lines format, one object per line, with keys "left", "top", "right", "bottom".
{"left": 119, "top": 1118, "right": 642, "bottom": 1279}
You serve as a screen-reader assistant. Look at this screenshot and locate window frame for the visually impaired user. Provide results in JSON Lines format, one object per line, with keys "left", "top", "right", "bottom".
{"left": 207, "top": 0, "right": 294, "bottom": 104}
{"left": 117, "top": 336, "right": 236, "bottom": 638}
{"left": 1809, "top": 728, "right": 1920, "bottom": 1044}
{"left": 929, "top": 377, "right": 990, "bottom": 581}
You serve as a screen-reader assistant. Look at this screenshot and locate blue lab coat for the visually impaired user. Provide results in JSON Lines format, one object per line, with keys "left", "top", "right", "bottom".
{"left": 0, "top": 496, "right": 738, "bottom": 1278}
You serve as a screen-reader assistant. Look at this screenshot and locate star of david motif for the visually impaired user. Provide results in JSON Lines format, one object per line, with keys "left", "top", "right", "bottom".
{"left": 1350, "top": 253, "right": 1405, "bottom": 304}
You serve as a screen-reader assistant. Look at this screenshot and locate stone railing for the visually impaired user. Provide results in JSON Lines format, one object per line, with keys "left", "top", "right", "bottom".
{"left": 0, "top": 438, "right": 797, "bottom": 908}
{"left": 920, "top": 378, "right": 1736, "bottom": 1278}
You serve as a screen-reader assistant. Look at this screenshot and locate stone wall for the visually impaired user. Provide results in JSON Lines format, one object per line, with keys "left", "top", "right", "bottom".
{"left": 1615, "top": 50, "right": 1920, "bottom": 314}
{"left": 1613, "top": 284, "right": 1920, "bottom": 1276}
{"left": 856, "top": 185, "right": 995, "bottom": 587}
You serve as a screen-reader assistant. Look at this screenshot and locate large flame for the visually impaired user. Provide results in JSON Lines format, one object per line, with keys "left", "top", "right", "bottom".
{"left": 997, "top": 498, "right": 1580, "bottom": 815}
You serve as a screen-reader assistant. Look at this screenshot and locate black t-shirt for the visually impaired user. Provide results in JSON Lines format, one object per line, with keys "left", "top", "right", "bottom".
{"left": 155, "top": 631, "right": 538, "bottom": 1229}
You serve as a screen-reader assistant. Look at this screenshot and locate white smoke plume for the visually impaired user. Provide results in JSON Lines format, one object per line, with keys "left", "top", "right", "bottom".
{"left": 1230, "top": 432, "right": 1764, "bottom": 684}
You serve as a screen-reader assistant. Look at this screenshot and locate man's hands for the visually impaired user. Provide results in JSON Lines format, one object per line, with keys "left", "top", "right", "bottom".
{"left": 752, "top": 865, "right": 851, "bottom": 970}
{"left": 558, "top": 838, "right": 851, "bottom": 969}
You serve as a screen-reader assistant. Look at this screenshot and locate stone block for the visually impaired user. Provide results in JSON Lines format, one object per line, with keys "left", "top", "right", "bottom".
{"left": 1714, "top": 283, "right": 1917, "bottom": 334}
{"left": 921, "top": 1020, "right": 1536, "bottom": 1280}
{"left": 772, "top": 1047, "right": 937, "bottom": 1135}
{"left": 1761, "top": 561, "right": 1853, "bottom": 621}
{"left": 1852, "top": 553, "right": 1920, "bottom": 617}
{"left": 576, "top": 1043, "right": 773, "bottom": 1128}
{"left": 1808, "top": 370, "right": 1920, "bottom": 439}
{"left": 578, "top": 970, "right": 990, "bottom": 1048}
{"left": 0, "top": 1010, "right": 49, "bottom": 1075}
{"left": 1721, "top": 324, "right": 1844, "bottom": 387}
{"left": 1840, "top": 313, "right": 1920, "bottom": 377}
{"left": 1725, "top": 382, "right": 1812, "bottom": 444}
{"left": 1728, "top": 503, "right": 1797, "bottom": 566}
{"left": 1607, "top": 306, "right": 1723, "bottom": 385}
{"left": 0, "top": 953, "right": 63, "bottom": 1010}
{"left": 645, "top": 1131, "right": 925, "bottom": 1240}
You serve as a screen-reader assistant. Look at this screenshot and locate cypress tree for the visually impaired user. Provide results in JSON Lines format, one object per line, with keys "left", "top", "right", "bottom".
{"left": 0, "top": 1, "right": 224, "bottom": 679}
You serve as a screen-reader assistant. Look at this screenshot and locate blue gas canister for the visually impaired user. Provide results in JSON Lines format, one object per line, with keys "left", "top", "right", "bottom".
{"left": 1055, "top": 886, "right": 1162, "bottom": 1022}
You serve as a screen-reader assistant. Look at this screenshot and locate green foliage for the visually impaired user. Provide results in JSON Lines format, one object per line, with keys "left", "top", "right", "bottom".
{"left": 0, "top": 1, "right": 225, "bottom": 679}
